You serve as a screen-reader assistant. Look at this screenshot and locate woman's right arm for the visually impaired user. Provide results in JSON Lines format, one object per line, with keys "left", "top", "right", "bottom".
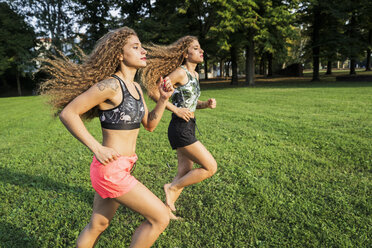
{"left": 150, "top": 68, "right": 193, "bottom": 121}
{"left": 59, "top": 78, "right": 120, "bottom": 165}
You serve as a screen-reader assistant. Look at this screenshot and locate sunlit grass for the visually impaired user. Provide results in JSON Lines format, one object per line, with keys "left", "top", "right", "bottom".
{"left": 0, "top": 79, "right": 371, "bottom": 247}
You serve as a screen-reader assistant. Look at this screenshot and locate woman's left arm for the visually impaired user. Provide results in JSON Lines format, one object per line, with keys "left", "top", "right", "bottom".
{"left": 140, "top": 77, "right": 174, "bottom": 132}
{"left": 196, "top": 73, "right": 216, "bottom": 109}
{"left": 197, "top": 98, "right": 217, "bottom": 109}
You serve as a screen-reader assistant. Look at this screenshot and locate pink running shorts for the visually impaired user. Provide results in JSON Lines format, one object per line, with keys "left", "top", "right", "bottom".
{"left": 90, "top": 154, "right": 139, "bottom": 199}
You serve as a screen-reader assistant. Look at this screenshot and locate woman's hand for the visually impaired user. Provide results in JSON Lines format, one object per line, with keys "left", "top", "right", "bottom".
{"left": 207, "top": 98, "right": 217, "bottom": 109}
{"left": 94, "top": 145, "right": 121, "bottom": 165}
{"left": 175, "top": 108, "right": 193, "bottom": 122}
{"left": 158, "top": 76, "right": 174, "bottom": 100}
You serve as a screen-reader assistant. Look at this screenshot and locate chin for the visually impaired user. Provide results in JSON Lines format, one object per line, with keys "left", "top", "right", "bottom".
{"left": 137, "top": 61, "right": 147, "bottom": 68}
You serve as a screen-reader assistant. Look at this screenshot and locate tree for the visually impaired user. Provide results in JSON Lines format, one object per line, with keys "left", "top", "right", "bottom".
{"left": 210, "top": 0, "right": 259, "bottom": 85}
{"left": 318, "top": 0, "right": 345, "bottom": 75}
{"left": 255, "top": 0, "right": 298, "bottom": 77}
{"left": 299, "top": 0, "right": 341, "bottom": 80}
{"left": 8, "top": 0, "right": 74, "bottom": 52}
{"left": 71, "top": 0, "right": 118, "bottom": 52}
{"left": 0, "top": 2, "right": 36, "bottom": 96}
{"left": 360, "top": 0, "right": 372, "bottom": 71}
{"left": 137, "top": 0, "right": 219, "bottom": 79}
{"left": 178, "top": 0, "right": 219, "bottom": 79}
{"left": 366, "top": 29, "right": 372, "bottom": 71}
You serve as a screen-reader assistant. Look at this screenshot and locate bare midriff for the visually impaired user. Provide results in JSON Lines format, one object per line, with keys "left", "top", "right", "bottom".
{"left": 102, "top": 128, "right": 140, "bottom": 156}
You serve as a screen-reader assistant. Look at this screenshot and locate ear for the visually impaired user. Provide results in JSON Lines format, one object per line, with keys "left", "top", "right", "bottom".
{"left": 183, "top": 51, "right": 188, "bottom": 59}
{"left": 118, "top": 53, "right": 124, "bottom": 61}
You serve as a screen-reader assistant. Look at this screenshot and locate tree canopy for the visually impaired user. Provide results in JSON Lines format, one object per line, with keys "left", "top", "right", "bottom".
{"left": 1, "top": 0, "right": 371, "bottom": 95}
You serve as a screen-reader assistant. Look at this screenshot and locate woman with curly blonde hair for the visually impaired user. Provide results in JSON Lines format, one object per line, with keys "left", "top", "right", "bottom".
{"left": 39, "top": 27, "right": 174, "bottom": 248}
{"left": 140, "top": 36, "right": 218, "bottom": 215}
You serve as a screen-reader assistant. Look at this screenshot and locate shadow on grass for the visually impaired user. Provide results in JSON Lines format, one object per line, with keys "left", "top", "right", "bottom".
{"left": 0, "top": 221, "right": 38, "bottom": 248}
{"left": 0, "top": 167, "right": 93, "bottom": 203}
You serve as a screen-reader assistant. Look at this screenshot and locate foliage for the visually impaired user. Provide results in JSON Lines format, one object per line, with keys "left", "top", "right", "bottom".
{"left": 8, "top": 0, "right": 75, "bottom": 51}
{"left": 72, "top": 0, "right": 118, "bottom": 52}
{"left": 0, "top": 2, "right": 36, "bottom": 75}
{"left": 1, "top": 0, "right": 372, "bottom": 93}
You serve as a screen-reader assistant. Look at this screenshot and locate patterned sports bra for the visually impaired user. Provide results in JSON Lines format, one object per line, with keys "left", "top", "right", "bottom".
{"left": 170, "top": 65, "right": 201, "bottom": 112}
{"left": 99, "top": 75, "right": 145, "bottom": 130}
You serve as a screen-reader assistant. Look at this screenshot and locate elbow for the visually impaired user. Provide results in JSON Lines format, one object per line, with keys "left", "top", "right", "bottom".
{"left": 59, "top": 107, "right": 74, "bottom": 124}
{"left": 144, "top": 123, "right": 156, "bottom": 132}
{"left": 145, "top": 126, "right": 156, "bottom": 132}
{"left": 59, "top": 109, "right": 67, "bottom": 123}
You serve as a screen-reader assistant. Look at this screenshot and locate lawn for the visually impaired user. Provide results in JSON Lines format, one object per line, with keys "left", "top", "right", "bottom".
{"left": 0, "top": 76, "right": 371, "bottom": 247}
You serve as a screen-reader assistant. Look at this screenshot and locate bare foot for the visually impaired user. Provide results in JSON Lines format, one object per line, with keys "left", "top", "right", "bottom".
{"left": 168, "top": 208, "right": 183, "bottom": 221}
{"left": 164, "top": 183, "right": 176, "bottom": 211}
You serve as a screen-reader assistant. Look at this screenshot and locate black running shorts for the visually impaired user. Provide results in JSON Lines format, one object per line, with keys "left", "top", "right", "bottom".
{"left": 168, "top": 114, "right": 198, "bottom": 150}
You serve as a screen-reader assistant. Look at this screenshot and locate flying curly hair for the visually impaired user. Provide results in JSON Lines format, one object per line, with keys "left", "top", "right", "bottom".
{"left": 139, "top": 35, "right": 198, "bottom": 98}
{"left": 38, "top": 27, "right": 137, "bottom": 119}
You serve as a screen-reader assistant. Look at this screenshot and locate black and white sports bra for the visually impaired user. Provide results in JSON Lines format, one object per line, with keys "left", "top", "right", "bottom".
{"left": 99, "top": 75, "right": 145, "bottom": 130}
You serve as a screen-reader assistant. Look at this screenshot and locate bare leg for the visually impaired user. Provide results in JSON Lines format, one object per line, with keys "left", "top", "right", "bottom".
{"left": 164, "top": 151, "right": 193, "bottom": 211}
{"left": 114, "top": 182, "right": 170, "bottom": 248}
{"left": 76, "top": 193, "right": 120, "bottom": 248}
{"left": 164, "top": 141, "right": 217, "bottom": 211}
{"left": 76, "top": 182, "right": 170, "bottom": 248}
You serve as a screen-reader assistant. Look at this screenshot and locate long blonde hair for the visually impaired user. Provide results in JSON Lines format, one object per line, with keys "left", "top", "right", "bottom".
{"left": 139, "top": 36, "right": 198, "bottom": 98}
{"left": 38, "top": 27, "right": 137, "bottom": 119}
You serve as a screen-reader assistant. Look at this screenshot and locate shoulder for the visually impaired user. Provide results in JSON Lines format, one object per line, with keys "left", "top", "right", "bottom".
{"left": 96, "top": 77, "right": 120, "bottom": 93}
{"left": 168, "top": 67, "right": 188, "bottom": 86}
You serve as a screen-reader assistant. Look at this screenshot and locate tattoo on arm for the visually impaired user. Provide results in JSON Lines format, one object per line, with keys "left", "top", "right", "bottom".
{"left": 96, "top": 78, "right": 119, "bottom": 92}
{"left": 148, "top": 111, "right": 158, "bottom": 121}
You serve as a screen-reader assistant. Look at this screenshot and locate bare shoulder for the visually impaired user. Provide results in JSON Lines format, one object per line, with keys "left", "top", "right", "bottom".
{"left": 168, "top": 67, "right": 187, "bottom": 86}
{"left": 96, "top": 77, "right": 120, "bottom": 92}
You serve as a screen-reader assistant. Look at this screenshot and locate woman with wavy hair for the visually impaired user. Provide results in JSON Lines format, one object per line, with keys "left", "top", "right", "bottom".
{"left": 39, "top": 27, "right": 174, "bottom": 248}
{"left": 140, "top": 36, "right": 218, "bottom": 215}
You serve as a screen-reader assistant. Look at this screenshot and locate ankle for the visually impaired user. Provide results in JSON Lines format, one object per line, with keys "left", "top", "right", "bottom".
{"left": 169, "top": 184, "right": 179, "bottom": 191}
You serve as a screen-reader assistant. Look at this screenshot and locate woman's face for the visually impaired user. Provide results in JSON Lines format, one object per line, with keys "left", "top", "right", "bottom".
{"left": 185, "top": 40, "right": 204, "bottom": 64}
{"left": 121, "top": 35, "right": 147, "bottom": 69}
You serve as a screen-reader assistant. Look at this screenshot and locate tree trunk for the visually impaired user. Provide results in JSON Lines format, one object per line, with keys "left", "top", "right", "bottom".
{"left": 204, "top": 53, "right": 208, "bottom": 80}
{"left": 220, "top": 59, "right": 224, "bottom": 77}
{"left": 263, "top": 53, "right": 267, "bottom": 77}
{"left": 1, "top": 78, "right": 9, "bottom": 89}
{"left": 350, "top": 59, "right": 356, "bottom": 75}
{"left": 226, "top": 62, "right": 230, "bottom": 77}
{"left": 367, "top": 49, "right": 371, "bottom": 71}
{"left": 268, "top": 53, "right": 273, "bottom": 77}
{"left": 312, "top": 4, "right": 321, "bottom": 81}
{"left": 231, "top": 46, "right": 238, "bottom": 85}
{"left": 326, "top": 61, "right": 332, "bottom": 74}
{"left": 366, "top": 29, "right": 372, "bottom": 71}
{"left": 259, "top": 56, "right": 264, "bottom": 75}
{"left": 349, "top": 11, "right": 357, "bottom": 75}
{"left": 16, "top": 70, "right": 22, "bottom": 96}
{"left": 245, "top": 33, "right": 255, "bottom": 86}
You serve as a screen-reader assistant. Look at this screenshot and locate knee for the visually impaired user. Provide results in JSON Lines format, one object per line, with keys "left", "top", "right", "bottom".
{"left": 207, "top": 161, "right": 217, "bottom": 178}
{"left": 88, "top": 219, "right": 110, "bottom": 234}
{"left": 149, "top": 206, "right": 170, "bottom": 231}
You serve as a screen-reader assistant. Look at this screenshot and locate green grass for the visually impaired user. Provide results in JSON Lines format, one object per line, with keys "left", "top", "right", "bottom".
{"left": 0, "top": 78, "right": 371, "bottom": 247}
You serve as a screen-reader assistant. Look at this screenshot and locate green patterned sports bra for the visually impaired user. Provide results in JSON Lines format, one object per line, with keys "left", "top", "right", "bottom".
{"left": 170, "top": 65, "right": 201, "bottom": 112}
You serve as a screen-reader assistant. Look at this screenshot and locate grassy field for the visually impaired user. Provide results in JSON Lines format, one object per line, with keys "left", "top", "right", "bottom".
{"left": 0, "top": 75, "right": 371, "bottom": 247}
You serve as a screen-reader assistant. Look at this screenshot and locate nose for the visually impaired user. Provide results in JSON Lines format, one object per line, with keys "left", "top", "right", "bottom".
{"left": 142, "top": 48, "right": 147, "bottom": 55}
